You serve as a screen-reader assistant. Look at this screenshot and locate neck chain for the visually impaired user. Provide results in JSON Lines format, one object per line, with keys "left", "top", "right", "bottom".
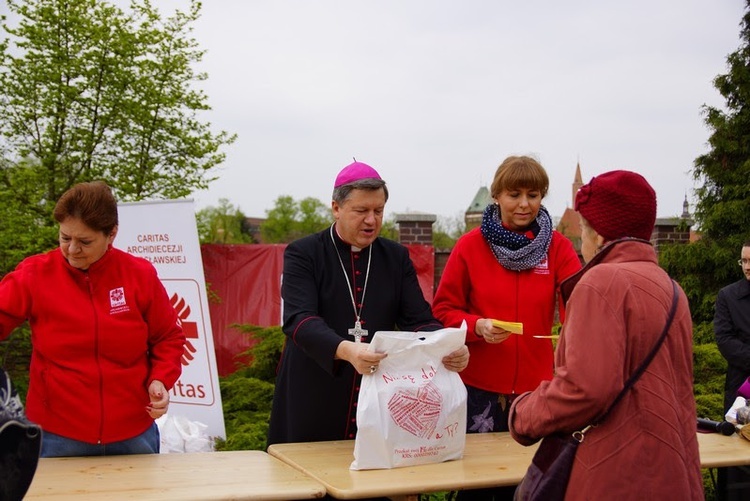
{"left": 330, "top": 224, "right": 372, "bottom": 342}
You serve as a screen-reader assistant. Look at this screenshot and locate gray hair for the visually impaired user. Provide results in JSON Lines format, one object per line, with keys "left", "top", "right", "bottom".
{"left": 332, "top": 178, "right": 389, "bottom": 205}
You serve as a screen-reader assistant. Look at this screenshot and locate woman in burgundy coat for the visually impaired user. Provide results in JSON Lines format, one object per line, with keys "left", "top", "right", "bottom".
{"left": 510, "top": 171, "right": 703, "bottom": 500}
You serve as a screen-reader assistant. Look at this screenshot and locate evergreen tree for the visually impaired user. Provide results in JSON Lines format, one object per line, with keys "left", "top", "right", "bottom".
{"left": 660, "top": 1, "right": 750, "bottom": 323}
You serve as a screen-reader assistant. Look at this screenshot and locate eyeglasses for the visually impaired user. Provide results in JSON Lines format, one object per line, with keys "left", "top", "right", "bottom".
{"left": 739, "top": 259, "right": 750, "bottom": 266}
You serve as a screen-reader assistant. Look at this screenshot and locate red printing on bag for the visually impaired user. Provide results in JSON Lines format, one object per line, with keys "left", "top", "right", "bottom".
{"left": 387, "top": 381, "right": 443, "bottom": 439}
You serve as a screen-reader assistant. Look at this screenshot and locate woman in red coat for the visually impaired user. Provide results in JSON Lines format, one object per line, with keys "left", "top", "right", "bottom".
{"left": 433, "top": 156, "right": 581, "bottom": 500}
{"left": 0, "top": 181, "right": 185, "bottom": 457}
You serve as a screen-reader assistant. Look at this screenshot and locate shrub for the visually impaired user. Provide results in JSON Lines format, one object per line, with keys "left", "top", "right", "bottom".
{"left": 214, "top": 325, "right": 283, "bottom": 451}
{"left": 228, "top": 324, "right": 285, "bottom": 383}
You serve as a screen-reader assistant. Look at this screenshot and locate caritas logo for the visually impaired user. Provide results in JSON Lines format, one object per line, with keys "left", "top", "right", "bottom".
{"left": 171, "top": 294, "right": 199, "bottom": 366}
{"left": 167, "top": 288, "right": 214, "bottom": 405}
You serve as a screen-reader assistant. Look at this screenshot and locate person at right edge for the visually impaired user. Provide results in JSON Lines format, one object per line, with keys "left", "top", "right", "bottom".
{"left": 509, "top": 170, "right": 703, "bottom": 499}
{"left": 714, "top": 239, "right": 750, "bottom": 501}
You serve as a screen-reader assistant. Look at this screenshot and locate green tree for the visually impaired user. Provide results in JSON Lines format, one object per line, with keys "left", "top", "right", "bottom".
{"left": 657, "top": 4, "right": 750, "bottom": 445}
{"left": 215, "top": 324, "right": 283, "bottom": 452}
{"left": 380, "top": 218, "right": 398, "bottom": 241}
{"left": 0, "top": 0, "right": 236, "bottom": 272}
{"left": 0, "top": 0, "right": 235, "bottom": 401}
{"left": 196, "top": 198, "right": 252, "bottom": 244}
{"left": 260, "top": 195, "right": 330, "bottom": 243}
{"left": 297, "top": 197, "right": 331, "bottom": 236}
{"left": 659, "top": 1, "right": 750, "bottom": 324}
{"left": 259, "top": 194, "right": 410, "bottom": 243}
{"left": 433, "top": 212, "right": 466, "bottom": 249}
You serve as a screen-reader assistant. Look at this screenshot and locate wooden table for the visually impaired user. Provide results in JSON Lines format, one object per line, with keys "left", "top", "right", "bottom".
{"left": 24, "top": 450, "right": 326, "bottom": 500}
{"left": 697, "top": 431, "right": 750, "bottom": 468}
{"left": 269, "top": 433, "right": 538, "bottom": 500}
{"left": 268, "top": 432, "right": 750, "bottom": 500}
{"left": 22, "top": 433, "right": 750, "bottom": 500}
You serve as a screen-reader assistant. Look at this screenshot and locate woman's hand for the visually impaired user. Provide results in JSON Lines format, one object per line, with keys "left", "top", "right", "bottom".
{"left": 476, "top": 318, "right": 512, "bottom": 344}
{"left": 442, "top": 344, "right": 469, "bottom": 372}
{"left": 146, "top": 379, "right": 170, "bottom": 419}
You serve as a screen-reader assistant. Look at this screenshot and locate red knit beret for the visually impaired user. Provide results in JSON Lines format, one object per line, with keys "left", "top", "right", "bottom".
{"left": 575, "top": 170, "right": 657, "bottom": 241}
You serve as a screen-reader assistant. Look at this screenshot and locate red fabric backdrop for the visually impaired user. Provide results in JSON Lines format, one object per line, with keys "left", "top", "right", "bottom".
{"left": 200, "top": 243, "right": 435, "bottom": 376}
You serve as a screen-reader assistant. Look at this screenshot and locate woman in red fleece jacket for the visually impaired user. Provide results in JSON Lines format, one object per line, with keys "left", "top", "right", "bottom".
{"left": 0, "top": 181, "right": 185, "bottom": 457}
{"left": 432, "top": 156, "right": 581, "bottom": 499}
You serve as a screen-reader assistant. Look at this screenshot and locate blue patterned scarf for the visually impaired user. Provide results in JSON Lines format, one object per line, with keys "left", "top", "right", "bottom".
{"left": 480, "top": 203, "right": 553, "bottom": 271}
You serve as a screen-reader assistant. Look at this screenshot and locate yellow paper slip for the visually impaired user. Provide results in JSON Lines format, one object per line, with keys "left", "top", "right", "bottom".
{"left": 491, "top": 319, "right": 523, "bottom": 334}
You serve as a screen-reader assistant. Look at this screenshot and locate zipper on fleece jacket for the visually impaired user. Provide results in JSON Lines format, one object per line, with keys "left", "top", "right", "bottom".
{"left": 511, "top": 271, "right": 520, "bottom": 395}
{"left": 86, "top": 275, "right": 105, "bottom": 444}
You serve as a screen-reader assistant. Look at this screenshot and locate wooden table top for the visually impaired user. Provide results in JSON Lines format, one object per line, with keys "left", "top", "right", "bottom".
{"left": 21, "top": 432, "right": 750, "bottom": 500}
{"left": 24, "top": 450, "right": 326, "bottom": 500}
{"left": 269, "top": 433, "right": 539, "bottom": 499}
{"left": 268, "top": 432, "right": 750, "bottom": 500}
{"left": 697, "top": 431, "right": 750, "bottom": 468}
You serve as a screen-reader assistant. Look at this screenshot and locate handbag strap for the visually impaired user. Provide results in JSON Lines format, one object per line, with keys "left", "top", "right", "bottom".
{"left": 577, "top": 279, "right": 680, "bottom": 438}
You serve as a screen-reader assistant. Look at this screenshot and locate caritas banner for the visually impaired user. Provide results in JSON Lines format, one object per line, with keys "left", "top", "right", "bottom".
{"left": 115, "top": 199, "right": 226, "bottom": 441}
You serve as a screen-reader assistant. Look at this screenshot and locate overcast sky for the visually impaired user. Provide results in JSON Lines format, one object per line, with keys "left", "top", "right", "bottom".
{"left": 166, "top": 1, "right": 745, "bottom": 223}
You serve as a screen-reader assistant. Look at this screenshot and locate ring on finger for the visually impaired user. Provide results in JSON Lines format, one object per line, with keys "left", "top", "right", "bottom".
{"left": 369, "top": 365, "right": 377, "bottom": 373}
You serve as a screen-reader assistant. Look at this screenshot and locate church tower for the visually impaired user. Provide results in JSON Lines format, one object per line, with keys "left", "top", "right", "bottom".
{"left": 556, "top": 163, "right": 584, "bottom": 258}
{"left": 681, "top": 194, "right": 690, "bottom": 219}
{"left": 572, "top": 162, "right": 583, "bottom": 204}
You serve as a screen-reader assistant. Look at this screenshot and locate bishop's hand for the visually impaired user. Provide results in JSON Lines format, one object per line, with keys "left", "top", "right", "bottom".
{"left": 335, "top": 340, "right": 388, "bottom": 375}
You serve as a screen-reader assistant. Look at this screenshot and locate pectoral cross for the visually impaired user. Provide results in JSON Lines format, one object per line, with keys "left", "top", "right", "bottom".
{"left": 348, "top": 321, "right": 368, "bottom": 343}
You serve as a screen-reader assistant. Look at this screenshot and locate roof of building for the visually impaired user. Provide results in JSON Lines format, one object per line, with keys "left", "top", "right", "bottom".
{"left": 556, "top": 207, "right": 581, "bottom": 239}
{"left": 467, "top": 186, "right": 492, "bottom": 213}
{"left": 655, "top": 217, "right": 694, "bottom": 227}
{"left": 394, "top": 211, "right": 437, "bottom": 222}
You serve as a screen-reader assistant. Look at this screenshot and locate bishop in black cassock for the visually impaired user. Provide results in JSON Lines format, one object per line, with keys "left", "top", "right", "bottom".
{"left": 267, "top": 224, "right": 443, "bottom": 445}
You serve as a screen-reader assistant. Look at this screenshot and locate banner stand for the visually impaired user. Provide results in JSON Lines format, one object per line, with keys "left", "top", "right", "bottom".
{"left": 116, "top": 199, "right": 226, "bottom": 444}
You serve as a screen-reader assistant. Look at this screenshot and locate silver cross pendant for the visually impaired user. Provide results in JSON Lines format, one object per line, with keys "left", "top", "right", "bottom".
{"left": 348, "top": 321, "right": 368, "bottom": 343}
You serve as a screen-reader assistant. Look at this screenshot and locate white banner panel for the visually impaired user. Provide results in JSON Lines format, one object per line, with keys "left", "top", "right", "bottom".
{"left": 115, "top": 199, "right": 226, "bottom": 441}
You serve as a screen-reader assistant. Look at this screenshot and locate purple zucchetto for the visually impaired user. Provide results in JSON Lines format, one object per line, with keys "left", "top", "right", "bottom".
{"left": 333, "top": 161, "right": 382, "bottom": 188}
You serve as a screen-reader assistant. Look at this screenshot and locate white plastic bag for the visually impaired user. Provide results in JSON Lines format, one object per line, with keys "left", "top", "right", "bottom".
{"left": 350, "top": 323, "right": 468, "bottom": 470}
{"left": 156, "top": 413, "right": 215, "bottom": 453}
